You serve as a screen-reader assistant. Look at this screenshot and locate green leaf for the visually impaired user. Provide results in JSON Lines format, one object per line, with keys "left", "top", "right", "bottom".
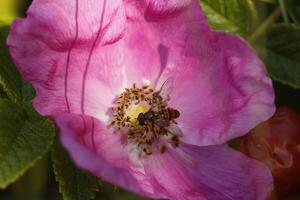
{"left": 11, "top": 156, "right": 52, "bottom": 200}
{"left": 287, "top": 0, "right": 300, "bottom": 23}
{"left": 200, "top": 0, "right": 258, "bottom": 36}
{"left": 52, "top": 138, "right": 100, "bottom": 200}
{"left": 97, "top": 184, "right": 149, "bottom": 200}
{"left": 259, "top": 0, "right": 276, "bottom": 3}
{"left": 0, "top": 99, "right": 55, "bottom": 189}
{"left": 257, "top": 24, "right": 300, "bottom": 89}
{"left": 21, "top": 80, "right": 36, "bottom": 103}
{"left": 0, "top": 26, "right": 22, "bottom": 103}
{"left": 0, "top": 88, "right": 7, "bottom": 99}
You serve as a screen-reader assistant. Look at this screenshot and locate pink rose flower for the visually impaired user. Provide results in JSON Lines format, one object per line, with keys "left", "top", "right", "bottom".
{"left": 7, "top": 0, "right": 275, "bottom": 199}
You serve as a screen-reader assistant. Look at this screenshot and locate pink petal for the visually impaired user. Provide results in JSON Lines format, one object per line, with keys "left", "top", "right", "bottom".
{"left": 8, "top": 0, "right": 274, "bottom": 147}
{"left": 123, "top": 0, "right": 212, "bottom": 86}
{"left": 55, "top": 113, "right": 174, "bottom": 199}
{"left": 54, "top": 113, "right": 146, "bottom": 195}
{"left": 160, "top": 32, "right": 275, "bottom": 146}
{"left": 7, "top": 0, "right": 127, "bottom": 118}
{"left": 8, "top": 0, "right": 202, "bottom": 119}
{"left": 141, "top": 143, "right": 273, "bottom": 200}
{"left": 125, "top": 1, "right": 275, "bottom": 145}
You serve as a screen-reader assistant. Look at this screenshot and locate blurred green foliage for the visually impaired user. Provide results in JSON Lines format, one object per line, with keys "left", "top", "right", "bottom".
{"left": 0, "top": 99, "right": 55, "bottom": 189}
{"left": 0, "top": 0, "right": 19, "bottom": 26}
{"left": 258, "top": 24, "right": 300, "bottom": 89}
{"left": 0, "top": 26, "right": 22, "bottom": 103}
{"left": 52, "top": 138, "right": 101, "bottom": 200}
{"left": 201, "top": 0, "right": 258, "bottom": 36}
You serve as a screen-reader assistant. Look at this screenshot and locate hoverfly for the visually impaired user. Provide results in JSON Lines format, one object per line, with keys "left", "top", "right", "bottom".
{"left": 137, "top": 78, "right": 182, "bottom": 137}
{"left": 137, "top": 108, "right": 180, "bottom": 126}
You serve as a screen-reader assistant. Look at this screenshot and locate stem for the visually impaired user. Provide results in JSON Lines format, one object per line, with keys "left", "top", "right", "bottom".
{"left": 279, "top": 0, "right": 289, "bottom": 23}
{"left": 248, "top": 7, "right": 281, "bottom": 44}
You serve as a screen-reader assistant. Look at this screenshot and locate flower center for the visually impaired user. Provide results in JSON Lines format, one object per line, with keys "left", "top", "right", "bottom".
{"left": 110, "top": 82, "right": 182, "bottom": 157}
{"left": 126, "top": 104, "right": 148, "bottom": 123}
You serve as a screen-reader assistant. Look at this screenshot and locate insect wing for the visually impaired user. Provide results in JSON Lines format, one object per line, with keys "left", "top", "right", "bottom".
{"left": 157, "top": 78, "right": 174, "bottom": 100}
{"left": 153, "top": 118, "right": 170, "bottom": 128}
{"left": 166, "top": 123, "right": 183, "bottom": 136}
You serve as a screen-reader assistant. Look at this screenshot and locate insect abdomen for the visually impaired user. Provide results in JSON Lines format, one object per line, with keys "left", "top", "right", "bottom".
{"left": 160, "top": 108, "right": 180, "bottom": 120}
{"left": 171, "top": 109, "right": 180, "bottom": 119}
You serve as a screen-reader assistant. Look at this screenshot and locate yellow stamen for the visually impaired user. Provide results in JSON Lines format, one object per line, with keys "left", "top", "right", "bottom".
{"left": 126, "top": 104, "right": 148, "bottom": 123}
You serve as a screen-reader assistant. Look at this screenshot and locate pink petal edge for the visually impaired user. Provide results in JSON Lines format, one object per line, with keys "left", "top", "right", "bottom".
{"left": 54, "top": 113, "right": 151, "bottom": 197}
{"left": 55, "top": 113, "right": 273, "bottom": 200}
{"left": 141, "top": 142, "right": 273, "bottom": 200}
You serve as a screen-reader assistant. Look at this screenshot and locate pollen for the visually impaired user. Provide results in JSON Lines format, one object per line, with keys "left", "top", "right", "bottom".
{"left": 126, "top": 104, "right": 148, "bottom": 123}
{"left": 109, "top": 80, "right": 182, "bottom": 158}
